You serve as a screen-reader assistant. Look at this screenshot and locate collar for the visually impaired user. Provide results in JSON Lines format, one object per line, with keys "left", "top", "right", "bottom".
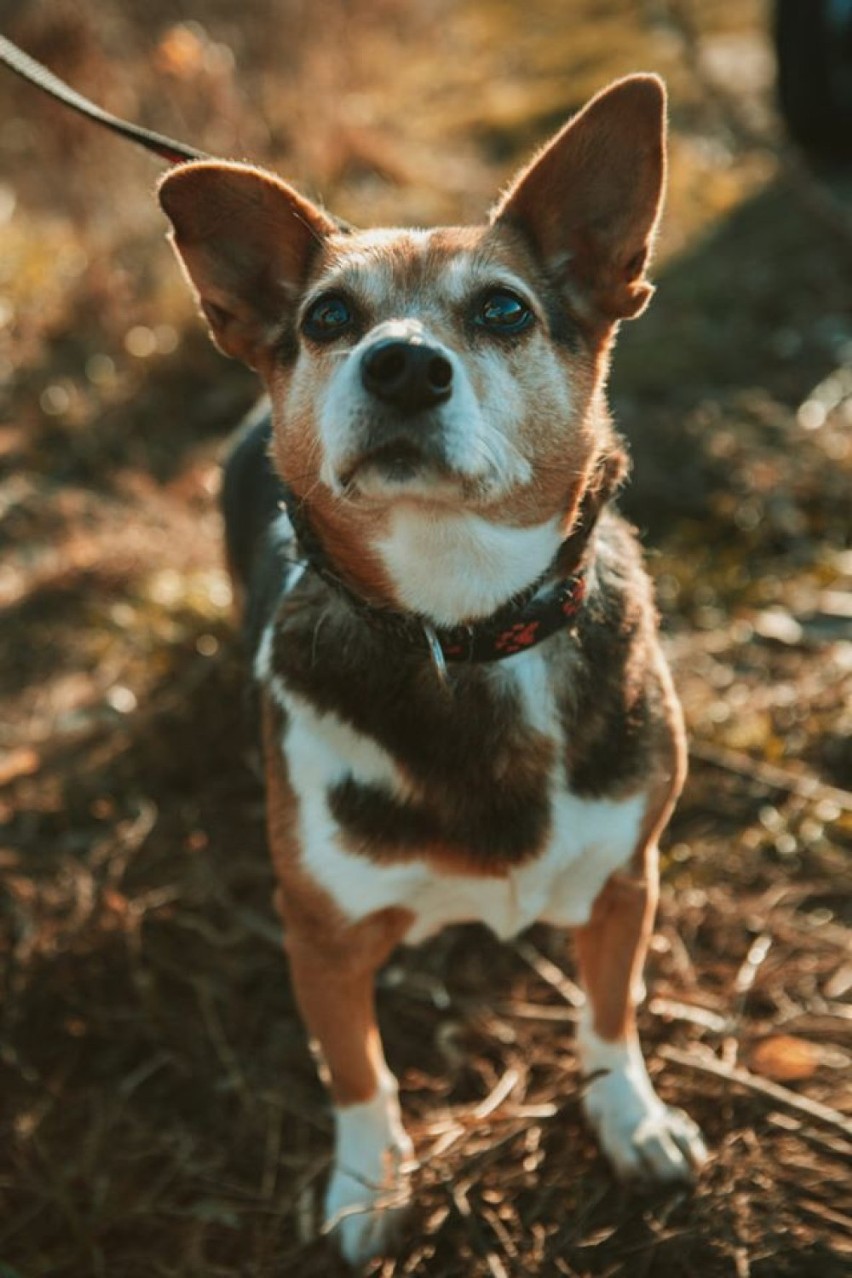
{"left": 419, "top": 569, "right": 587, "bottom": 665}
{"left": 277, "top": 455, "right": 622, "bottom": 674}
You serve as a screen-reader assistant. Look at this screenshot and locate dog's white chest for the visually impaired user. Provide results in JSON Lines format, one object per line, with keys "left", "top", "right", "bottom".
{"left": 266, "top": 645, "right": 647, "bottom": 943}
{"left": 387, "top": 788, "right": 645, "bottom": 943}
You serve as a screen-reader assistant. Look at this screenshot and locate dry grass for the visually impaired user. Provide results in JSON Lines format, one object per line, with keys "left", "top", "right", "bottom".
{"left": 1, "top": 1, "right": 851, "bottom": 1275}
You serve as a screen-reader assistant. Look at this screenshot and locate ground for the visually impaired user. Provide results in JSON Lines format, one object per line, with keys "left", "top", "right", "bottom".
{"left": 1, "top": 1, "right": 851, "bottom": 1276}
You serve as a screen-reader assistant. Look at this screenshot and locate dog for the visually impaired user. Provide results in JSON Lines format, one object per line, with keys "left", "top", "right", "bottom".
{"left": 157, "top": 73, "right": 707, "bottom": 1264}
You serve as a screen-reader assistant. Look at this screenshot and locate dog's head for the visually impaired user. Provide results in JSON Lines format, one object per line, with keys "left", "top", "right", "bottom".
{"left": 159, "top": 75, "right": 666, "bottom": 624}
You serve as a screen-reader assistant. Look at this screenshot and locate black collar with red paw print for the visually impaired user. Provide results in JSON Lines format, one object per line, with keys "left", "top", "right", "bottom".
{"left": 428, "top": 571, "right": 587, "bottom": 665}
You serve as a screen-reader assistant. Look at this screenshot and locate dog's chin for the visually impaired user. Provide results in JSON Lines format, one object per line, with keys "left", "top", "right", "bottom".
{"left": 338, "top": 446, "right": 483, "bottom": 507}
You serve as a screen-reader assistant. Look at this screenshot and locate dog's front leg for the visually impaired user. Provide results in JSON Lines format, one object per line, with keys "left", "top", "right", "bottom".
{"left": 572, "top": 853, "right": 707, "bottom": 1183}
{"left": 262, "top": 698, "right": 414, "bottom": 1263}
{"left": 285, "top": 920, "right": 415, "bottom": 1263}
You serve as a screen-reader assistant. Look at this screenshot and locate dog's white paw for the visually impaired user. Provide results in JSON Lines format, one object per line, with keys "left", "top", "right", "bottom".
{"left": 325, "top": 1156, "right": 413, "bottom": 1265}
{"left": 324, "top": 1081, "right": 415, "bottom": 1265}
{"left": 578, "top": 1019, "right": 707, "bottom": 1186}
{"left": 587, "top": 1090, "right": 707, "bottom": 1183}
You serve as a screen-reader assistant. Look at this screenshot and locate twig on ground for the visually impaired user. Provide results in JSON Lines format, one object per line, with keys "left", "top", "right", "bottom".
{"left": 732, "top": 934, "right": 773, "bottom": 998}
{"left": 514, "top": 941, "right": 585, "bottom": 1008}
{"left": 689, "top": 740, "right": 852, "bottom": 813}
{"left": 648, "top": 996, "right": 728, "bottom": 1034}
{"left": 493, "top": 1000, "right": 576, "bottom": 1023}
{"left": 449, "top": 1183, "right": 509, "bottom": 1278}
{"left": 767, "top": 1111, "right": 852, "bottom": 1163}
{"left": 659, "top": 1045, "right": 852, "bottom": 1140}
{"left": 473, "top": 1067, "right": 522, "bottom": 1120}
{"left": 724, "top": 932, "right": 773, "bottom": 1066}
{"left": 775, "top": 1191, "right": 852, "bottom": 1238}
{"left": 196, "top": 983, "right": 256, "bottom": 1114}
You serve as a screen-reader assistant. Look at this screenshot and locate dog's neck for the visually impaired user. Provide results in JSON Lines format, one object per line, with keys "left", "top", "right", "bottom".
{"left": 277, "top": 448, "right": 625, "bottom": 673}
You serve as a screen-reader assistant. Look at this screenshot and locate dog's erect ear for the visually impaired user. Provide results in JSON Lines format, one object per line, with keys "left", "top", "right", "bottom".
{"left": 491, "top": 75, "right": 667, "bottom": 323}
{"left": 158, "top": 161, "right": 338, "bottom": 368}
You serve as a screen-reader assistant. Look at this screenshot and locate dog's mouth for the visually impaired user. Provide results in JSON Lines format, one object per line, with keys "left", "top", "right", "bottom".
{"left": 329, "top": 411, "right": 503, "bottom": 507}
{"left": 343, "top": 440, "right": 426, "bottom": 483}
{"left": 338, "top": 438, "right": 458, "bottom": 497}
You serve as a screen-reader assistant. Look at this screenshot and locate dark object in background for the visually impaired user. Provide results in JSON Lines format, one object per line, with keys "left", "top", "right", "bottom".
{"left": 775, "top": 0, "right": 852, "bottom": 160}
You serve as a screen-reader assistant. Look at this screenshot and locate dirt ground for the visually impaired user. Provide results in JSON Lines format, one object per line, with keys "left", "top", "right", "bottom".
{"left": 1, "top": 1, "right": 851, "bottom": 1275}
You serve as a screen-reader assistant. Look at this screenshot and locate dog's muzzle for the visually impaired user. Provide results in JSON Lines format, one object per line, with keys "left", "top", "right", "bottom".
{"left": 338, "top": 335, "right": 456, "bottom": 486}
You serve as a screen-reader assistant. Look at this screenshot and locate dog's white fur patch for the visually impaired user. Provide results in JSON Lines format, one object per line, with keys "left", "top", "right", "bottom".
{"left": 325, "top": 1071, "right": 415, "bottom": 1264}
{"left": 576, "top": 1008, "right": 708, "bottom": 1182}
{"left": 374, "top": 507, "right": 565, "bottom": 625}
{"left": 273, "top": 646, "right": 647, "bottom": 941}
{"left": 280, "top": 685, "right": 411, "bottom": 793}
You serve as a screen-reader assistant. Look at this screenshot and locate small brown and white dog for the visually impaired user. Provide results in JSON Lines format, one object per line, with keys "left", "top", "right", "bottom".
{"left": 158, "top": 73, "right": 707, "bottom": 1264}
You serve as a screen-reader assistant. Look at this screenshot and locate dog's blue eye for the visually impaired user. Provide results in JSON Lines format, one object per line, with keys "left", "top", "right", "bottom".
{"left": 303, "top": 294, "right": 354, "bottom": 341}
{"left": 476, "top": 291, "right": 534, "bottom": 334}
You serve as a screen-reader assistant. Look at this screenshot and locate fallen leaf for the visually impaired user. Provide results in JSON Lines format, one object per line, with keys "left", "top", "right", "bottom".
{"left": 0, "top": 747, "right": 40, "bottom": 786}
{"left": 749, "top": 1035, "right": 820, "bottom": 1082}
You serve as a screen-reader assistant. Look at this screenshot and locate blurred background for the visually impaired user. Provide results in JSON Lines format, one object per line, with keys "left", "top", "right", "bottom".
{"left": 0, "top": 2, "right": 850, "bottom": 1276}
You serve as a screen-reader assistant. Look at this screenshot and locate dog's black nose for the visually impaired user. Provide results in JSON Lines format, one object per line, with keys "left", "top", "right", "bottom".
{"left": 361, "top": 339, "right": 453, "bottom": 413}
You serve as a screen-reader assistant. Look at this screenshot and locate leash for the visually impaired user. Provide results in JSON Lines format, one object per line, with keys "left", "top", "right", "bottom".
{"left": 0, "top": 32, "right": 207, "bottom": 164}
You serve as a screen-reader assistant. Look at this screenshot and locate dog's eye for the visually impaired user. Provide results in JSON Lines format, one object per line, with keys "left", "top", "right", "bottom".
{"left": 302, "top": 294, "right": 354, "bottom": 342}
{"left": 475, "top": 291, "right": 534, "bottom": 335}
